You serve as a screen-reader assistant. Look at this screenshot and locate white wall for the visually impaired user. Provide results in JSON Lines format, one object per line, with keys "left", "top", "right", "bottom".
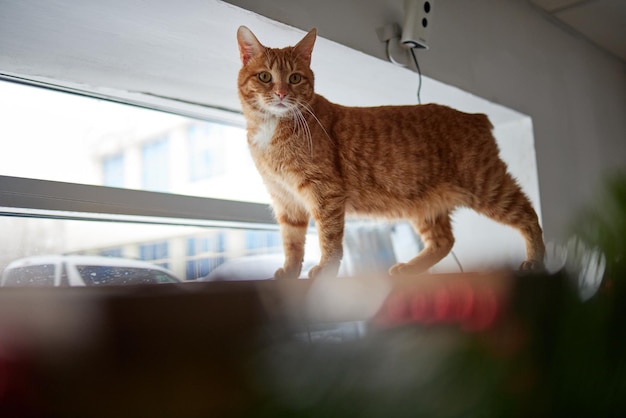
{"left": 225, "top": 0, "right": 626, "bottom": 242}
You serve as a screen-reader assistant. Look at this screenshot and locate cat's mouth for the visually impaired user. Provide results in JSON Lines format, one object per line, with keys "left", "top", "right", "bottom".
{"left": 266, "top": 99, "right": 293, "bottom": 115}
{"left": 254, "top": 95, "right": 296, "bottom": 116}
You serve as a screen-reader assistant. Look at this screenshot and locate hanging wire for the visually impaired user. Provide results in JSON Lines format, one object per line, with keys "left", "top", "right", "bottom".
{"left": 409, "top": 46, "right": 422, "bottom": 105}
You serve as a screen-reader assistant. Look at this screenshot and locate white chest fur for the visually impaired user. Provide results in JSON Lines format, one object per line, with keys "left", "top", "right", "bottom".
{"left": 251, "top": 118, "right": 278, "bottom": 148}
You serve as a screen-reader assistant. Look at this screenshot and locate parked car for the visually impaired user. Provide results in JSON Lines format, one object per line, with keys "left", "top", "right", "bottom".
{"left": 1, "top": 255, "right": 182, "bottom": 287}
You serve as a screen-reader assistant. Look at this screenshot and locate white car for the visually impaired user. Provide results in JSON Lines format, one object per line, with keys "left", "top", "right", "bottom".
{"left": 1, "top": 255, "right": 181, "bottom": 287}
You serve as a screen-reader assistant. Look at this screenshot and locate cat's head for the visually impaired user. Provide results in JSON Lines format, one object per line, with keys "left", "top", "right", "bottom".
{"left": 237, "top": 26, "right": 316, "bottom": 117}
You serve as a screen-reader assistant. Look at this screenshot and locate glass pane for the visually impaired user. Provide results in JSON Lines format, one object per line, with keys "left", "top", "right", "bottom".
{"left": 0, "top": 214, "right": 321, "bottom": 287}
{"left": 2, "top": 264, "right": 55, "bottom": 286}
{"left": 76, "top": 265, "right": 179, "bottom": 286}
{"left": 102, "top": 153, "right": 125, "bottom": 187}
{"left": 141, "top": 136, "right": 170, "bottom": 192}
{"left": 0, "top": 80, "right": 269, "bottom": 203}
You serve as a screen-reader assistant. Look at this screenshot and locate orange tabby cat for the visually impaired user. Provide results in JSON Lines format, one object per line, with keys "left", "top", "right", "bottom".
{"left": 236, "top": 26, "right": 545, "bottom": 279}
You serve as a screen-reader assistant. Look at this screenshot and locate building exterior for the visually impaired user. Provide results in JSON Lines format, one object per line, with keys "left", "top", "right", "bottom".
{"left": 0, "top": 82, "right": 285, "bottom": 280}
{"left": 80, "top": 118, "right": 284, "bottom": 280}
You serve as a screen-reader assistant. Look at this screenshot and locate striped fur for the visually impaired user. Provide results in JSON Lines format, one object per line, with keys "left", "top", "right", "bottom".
{"left": 237, "top": 26, "right": 545, "bottom": 278}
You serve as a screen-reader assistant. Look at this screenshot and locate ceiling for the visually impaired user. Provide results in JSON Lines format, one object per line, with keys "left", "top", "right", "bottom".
{"left": 530, "top": 0, "right": 626, "bottom": 62}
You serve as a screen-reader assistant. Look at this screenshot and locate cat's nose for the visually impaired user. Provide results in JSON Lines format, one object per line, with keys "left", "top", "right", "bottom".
{"left": 275, "top": 90, "right": 287, "bottom": 100}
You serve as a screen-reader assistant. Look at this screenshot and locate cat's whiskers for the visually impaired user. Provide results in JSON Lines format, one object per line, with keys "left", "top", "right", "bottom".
{"left": 282, "top": 96, "right": 312, "bottom": 155}
{"left": 296, "top": 99, "right": 334, "bottom": 145}
{"left": 291, "top": 107, "right": 313, "bottom": 155}
{"left": 289, "top": 109, "right": 298, "bottom": 137}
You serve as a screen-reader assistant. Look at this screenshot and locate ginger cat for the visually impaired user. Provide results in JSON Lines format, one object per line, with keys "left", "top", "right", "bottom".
{"left": 236, "top": 26, "right": 545, "bottom": 279}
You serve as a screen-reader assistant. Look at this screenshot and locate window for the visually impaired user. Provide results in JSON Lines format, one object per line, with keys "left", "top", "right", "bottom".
{"left": 102, "top": 153, "right": 125, "bottom": 187}
{"left": 0, "top": 214, "right": 291, "bottom": 286}
{"left": 99, "top": 248, "right": 123, "bottom": 258}
{"left": 186, "top": 234, "right": 226, "bottom": 280}
{"left": 76, "top": 265, "right": 179, "bottom": 286}
{"left": 142, "top": 136, "right": 170, "bottom": 192}
{"left": 2, "top": 264, "right": 55, "bottom": 287}
{"left": 0, "top": 80, "right": 266, "bottom": 204}
{"left": 188, "top": 122, "right": 228, "bottom": 181}
{"left": 139, "top": 241, "right": 169, "bottom": 269}
{"left": 245, "top": 230, "right": 282, "bottom": 255}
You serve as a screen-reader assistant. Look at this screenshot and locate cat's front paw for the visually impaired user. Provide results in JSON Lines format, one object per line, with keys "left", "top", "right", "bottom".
{"left": 519, "top": 259, "right": 544, "bottom": 272}
{"left": 308, "top": 263, "right": 340, "bottom": 279}
{"left": 274, "top": 267, "right": 300, "bottom": 280}
{"left": 388, "top": 262, "right": 427, "bottom": 277}
{"left": 388, "top": 263, "right": 408, "bottom": 277}
{"left": 308, "top": 265, "right": 323, "bottom": 279}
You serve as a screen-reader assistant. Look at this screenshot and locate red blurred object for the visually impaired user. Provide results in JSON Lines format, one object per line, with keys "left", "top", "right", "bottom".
{"left": 410, "top": 290, "right": 433, "bottom": 323}
{"left": 375, "top": 272, "right": 511, "bottom": 332}
{"left": 464, "top": 288, "right": 499, "bottom": 331}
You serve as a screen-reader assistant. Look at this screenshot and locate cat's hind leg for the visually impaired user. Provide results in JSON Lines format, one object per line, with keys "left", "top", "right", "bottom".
{"left": 472, "top": 173, "right": 545, "bottom": 271}
{"left": 389, "top": 213, "right": 454, "bottom": 276}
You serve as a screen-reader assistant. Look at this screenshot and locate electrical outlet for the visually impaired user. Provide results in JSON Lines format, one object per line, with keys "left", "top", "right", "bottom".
{"left": 401, "top": 0, "right": 433, "bottom": 49}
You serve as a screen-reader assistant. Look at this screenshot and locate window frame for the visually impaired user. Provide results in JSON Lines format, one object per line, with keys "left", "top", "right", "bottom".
{"left": 0, "top": 76, "right": 277, "bottom": 231}
{"left": 0, "top": 175, "right": 276, "bottom": 229}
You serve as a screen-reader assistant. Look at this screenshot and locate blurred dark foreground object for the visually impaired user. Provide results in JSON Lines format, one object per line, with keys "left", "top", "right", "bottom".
{"left": 0, "top": 267, "right": 624, "bottom": 418}
{"left": 1, "top": 174, "right": 624, "bottom": 418}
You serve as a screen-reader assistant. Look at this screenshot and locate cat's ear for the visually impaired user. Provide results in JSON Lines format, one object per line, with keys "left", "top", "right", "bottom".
{"left": 237, "top": 26, "right": 264, "bottom": 65}
{"left": 294, "top": 28, "right": 317, "bottom": 65}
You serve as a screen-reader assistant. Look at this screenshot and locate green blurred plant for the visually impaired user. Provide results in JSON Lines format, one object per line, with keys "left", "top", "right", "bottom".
{"left": 573, "top": 172, "right": 626, "bottom": 284}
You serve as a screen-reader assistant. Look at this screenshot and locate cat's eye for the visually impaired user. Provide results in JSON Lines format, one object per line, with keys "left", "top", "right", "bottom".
{"left": 289, "top": 73, "right": 302, "bottom": 84}
{"left": 258, "top": 71, "right": 272, "bottom": 83}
